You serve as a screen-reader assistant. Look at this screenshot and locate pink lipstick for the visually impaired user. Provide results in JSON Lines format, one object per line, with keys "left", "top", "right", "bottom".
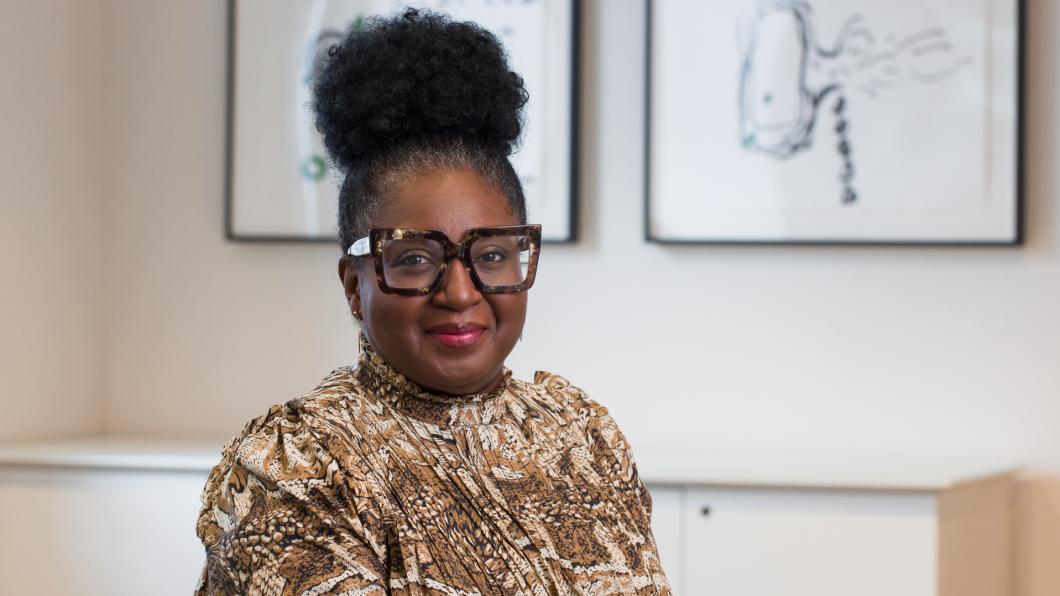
{"left": 425, "top": 323, "right": 486, "bottom": 348}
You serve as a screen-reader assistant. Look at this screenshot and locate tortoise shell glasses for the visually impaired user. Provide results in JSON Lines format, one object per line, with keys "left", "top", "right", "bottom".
{"left": 347, "top": 224, "right": 542, "bottom": 296}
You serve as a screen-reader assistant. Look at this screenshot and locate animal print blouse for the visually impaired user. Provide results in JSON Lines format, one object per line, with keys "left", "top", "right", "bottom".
{"left": 195, "top": 334, "right": 671, "bottom": 594}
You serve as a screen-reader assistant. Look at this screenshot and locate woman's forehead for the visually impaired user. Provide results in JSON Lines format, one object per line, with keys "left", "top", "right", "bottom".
{"left": 370, "top": 168, "right": 519, "bottom": 235}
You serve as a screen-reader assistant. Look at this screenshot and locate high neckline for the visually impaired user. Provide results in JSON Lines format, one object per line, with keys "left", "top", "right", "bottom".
{"left": 354, "top": 333, "right": 512, "bottom": 413}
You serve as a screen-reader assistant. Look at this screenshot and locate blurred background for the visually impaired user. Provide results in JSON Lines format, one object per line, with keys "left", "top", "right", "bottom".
{"left": 1, "top": 0, "right": 1057, "bottom": 594}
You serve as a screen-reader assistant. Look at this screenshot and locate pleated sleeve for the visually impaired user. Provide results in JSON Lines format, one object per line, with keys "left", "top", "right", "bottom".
{"left": 533, "top": 372, "right": 655, "bottom": 528}
{"left": 533, "top": 371, "right": 670, "bottom": 593}
{"left": 194, "top": 400, "right": 387, "bottom": 595}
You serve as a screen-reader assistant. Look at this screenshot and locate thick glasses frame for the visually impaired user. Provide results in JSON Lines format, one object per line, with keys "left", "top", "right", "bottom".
{"left": 347, "top": 224, "right": 542, "bottom": 296}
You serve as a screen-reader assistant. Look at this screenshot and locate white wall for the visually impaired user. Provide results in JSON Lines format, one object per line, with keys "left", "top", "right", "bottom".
{"left": 0, "top": 0, "right": 108, "bottom": 442}
{"left": 7, "top": 0, "right": 1058, "bottom": 475}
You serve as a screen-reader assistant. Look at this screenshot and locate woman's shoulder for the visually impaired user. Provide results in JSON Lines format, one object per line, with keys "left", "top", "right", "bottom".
{"left": 197, "top": 366, "right": 367, "bottom": 545}
{"left": 203, "top": 368, "right": 355, "bottom": 468}
{"left": 219, "top": 365, "right": 363, "bottom": 460}
{"left": 217, "top": 364, "right": 373, "bottom": 456}
{"left": 522, "top": 370, "right": 649, "bottom": 503}
{"left": 524, "top": 369, "right": 612, "bottom": 421}
{"left": 509, "top": 372, "right": 629, "bottom": 451}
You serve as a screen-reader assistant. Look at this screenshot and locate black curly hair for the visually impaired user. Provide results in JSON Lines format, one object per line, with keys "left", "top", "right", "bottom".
{"left": 312, "top": 8, "right": 529, "bottom": 251}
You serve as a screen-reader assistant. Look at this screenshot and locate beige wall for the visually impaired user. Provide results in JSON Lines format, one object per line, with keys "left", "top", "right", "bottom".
{"left": 4, "top": 0, "right": 1060, "bottom": 473}
{"left": 0, "top": 0, "right": 108, "bottom": 441}
{"left": 104, "top": 0, "right": 360, "bottom": 434}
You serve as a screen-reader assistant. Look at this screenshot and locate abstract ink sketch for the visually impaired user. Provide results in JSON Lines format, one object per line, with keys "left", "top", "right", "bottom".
{"left": 297, "top": 16, "right": 364, "bottom": 184}
{"left": 738, "top": 1, "right": 972, "bottom": 206}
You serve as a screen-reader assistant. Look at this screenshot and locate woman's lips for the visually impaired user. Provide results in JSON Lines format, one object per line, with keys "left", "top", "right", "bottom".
{"left": 425, "top": 324, "right": 487, "bottom": 348}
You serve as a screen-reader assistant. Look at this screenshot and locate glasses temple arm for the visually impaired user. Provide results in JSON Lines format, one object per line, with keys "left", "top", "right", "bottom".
{"left": 348, "top": 237, "right": 371, "bottom": 257}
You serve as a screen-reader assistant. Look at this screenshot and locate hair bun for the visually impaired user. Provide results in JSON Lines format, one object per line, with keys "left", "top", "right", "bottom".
{"left": 312, "top": 8, "right": 528, "bottom": 174}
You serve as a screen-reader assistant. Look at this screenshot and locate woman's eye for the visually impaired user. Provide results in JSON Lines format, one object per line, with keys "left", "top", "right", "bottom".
{"left": 476, "top": 249, "right": 508, "bottom": 263}
{"left": 393, "top": 253, "right": 434, "bottom": 267}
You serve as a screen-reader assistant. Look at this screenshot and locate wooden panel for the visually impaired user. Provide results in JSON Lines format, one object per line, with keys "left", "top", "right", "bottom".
{"left": 1016, "top": 474, "right": 1060, "bottom": 596}
{"left": 938, "top": 472, "right": 1013, "bottom": 596}
{"left": 940, "top": 471, "right": 1060, "bottom": 596}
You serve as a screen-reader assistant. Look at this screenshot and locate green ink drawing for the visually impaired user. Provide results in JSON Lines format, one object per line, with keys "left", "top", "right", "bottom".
{"left": 300, "top": 155, "right": 327, "bottom": 182}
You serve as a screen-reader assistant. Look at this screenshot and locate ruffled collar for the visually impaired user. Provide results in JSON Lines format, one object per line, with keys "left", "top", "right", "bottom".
{"left": 354, "top": 333, "right": 512, "bottom": 416}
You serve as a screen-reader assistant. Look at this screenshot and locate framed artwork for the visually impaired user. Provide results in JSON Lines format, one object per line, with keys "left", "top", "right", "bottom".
{"left": 646, "top": 0, "right": 1023, "bottom": 244}
{"left": 226, "top": 0, "right": 579, "bottom": 243}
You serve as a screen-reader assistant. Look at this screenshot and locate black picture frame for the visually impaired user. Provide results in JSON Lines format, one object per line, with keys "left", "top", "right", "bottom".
{"left": 224, "top": 0, "right": 581, "bottom": 244}
{"left": 644, "top": 0, "right": 1024, "bottom": 246}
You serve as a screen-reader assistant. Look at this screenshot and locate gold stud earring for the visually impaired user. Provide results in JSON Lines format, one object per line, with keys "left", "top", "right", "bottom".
{"left": 352, "top": 309, "right": 361, "bottom": 320}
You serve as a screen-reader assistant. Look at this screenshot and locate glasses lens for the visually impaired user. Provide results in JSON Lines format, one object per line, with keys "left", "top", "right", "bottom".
{"left": 380, "top": 238, "right": 444, "bottom": 289}
{"left": 470, "top": 234, "right": 533, "bottom": 288}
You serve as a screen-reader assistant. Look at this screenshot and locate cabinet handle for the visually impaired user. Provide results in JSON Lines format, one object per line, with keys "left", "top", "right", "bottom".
{"left": 700, "top": 505, "right": 712, "bottom": 517}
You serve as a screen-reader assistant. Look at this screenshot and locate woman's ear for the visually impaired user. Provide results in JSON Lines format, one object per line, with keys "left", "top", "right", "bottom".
{"left": 338, "top": 256, "right": 362, "bottom": 317}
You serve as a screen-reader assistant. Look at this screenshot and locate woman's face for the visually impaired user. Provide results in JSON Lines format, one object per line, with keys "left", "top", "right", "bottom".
{"left": 338, "top": 167, "right": 528, "bottom": 395}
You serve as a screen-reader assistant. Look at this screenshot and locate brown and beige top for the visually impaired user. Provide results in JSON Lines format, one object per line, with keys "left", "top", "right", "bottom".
{"left": 195, "top": 335, "right": 671, "bottom": 595}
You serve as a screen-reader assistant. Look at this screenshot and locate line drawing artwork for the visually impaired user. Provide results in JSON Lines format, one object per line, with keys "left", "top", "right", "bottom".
{"left": 290, "top": 13, "right": 366, "bottom": 236}
{"left": 737, "top": 1, "right": 973, "bottom": 206}
{"left": 298, "top": 18, "right": 362, "bottom": 185}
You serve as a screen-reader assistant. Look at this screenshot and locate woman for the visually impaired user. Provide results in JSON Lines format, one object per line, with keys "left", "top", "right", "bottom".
{"left": 196, "top": 9, "right": 671, "bottom": 595}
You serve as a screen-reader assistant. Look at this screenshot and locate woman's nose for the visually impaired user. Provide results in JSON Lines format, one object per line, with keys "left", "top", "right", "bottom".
{"left": 431, "top": 259, "right": 483, "bottom": 310}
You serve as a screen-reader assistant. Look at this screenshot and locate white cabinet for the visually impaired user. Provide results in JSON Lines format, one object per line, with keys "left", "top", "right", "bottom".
{"left": 676, "top": 486, "right": 936, "bottom": 596}
{"left": 0, "top": 465, "right": 209, "bottom": 596}
{"left": 0, "top": 442, "right": 942, "bottom": 596}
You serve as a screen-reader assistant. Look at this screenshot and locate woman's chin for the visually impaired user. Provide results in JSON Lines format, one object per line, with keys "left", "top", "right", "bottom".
{"left": 419, "top": 358, "right": 502, "bottom": 396}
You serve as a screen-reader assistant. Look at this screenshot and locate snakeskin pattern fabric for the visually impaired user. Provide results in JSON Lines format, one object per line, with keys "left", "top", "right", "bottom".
{"left": 195, "top": 334, "right": 671, "bottom": 594}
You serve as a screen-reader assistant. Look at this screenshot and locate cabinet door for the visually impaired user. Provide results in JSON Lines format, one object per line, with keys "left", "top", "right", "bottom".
{"left": 0, "top": 467, "right": 209, "bottom": 596}
{"left": 648, "top": 484, "right": 685, "bottom": 594}
{"left": 684, "top": 487, "right": 936, "bottom": 596}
